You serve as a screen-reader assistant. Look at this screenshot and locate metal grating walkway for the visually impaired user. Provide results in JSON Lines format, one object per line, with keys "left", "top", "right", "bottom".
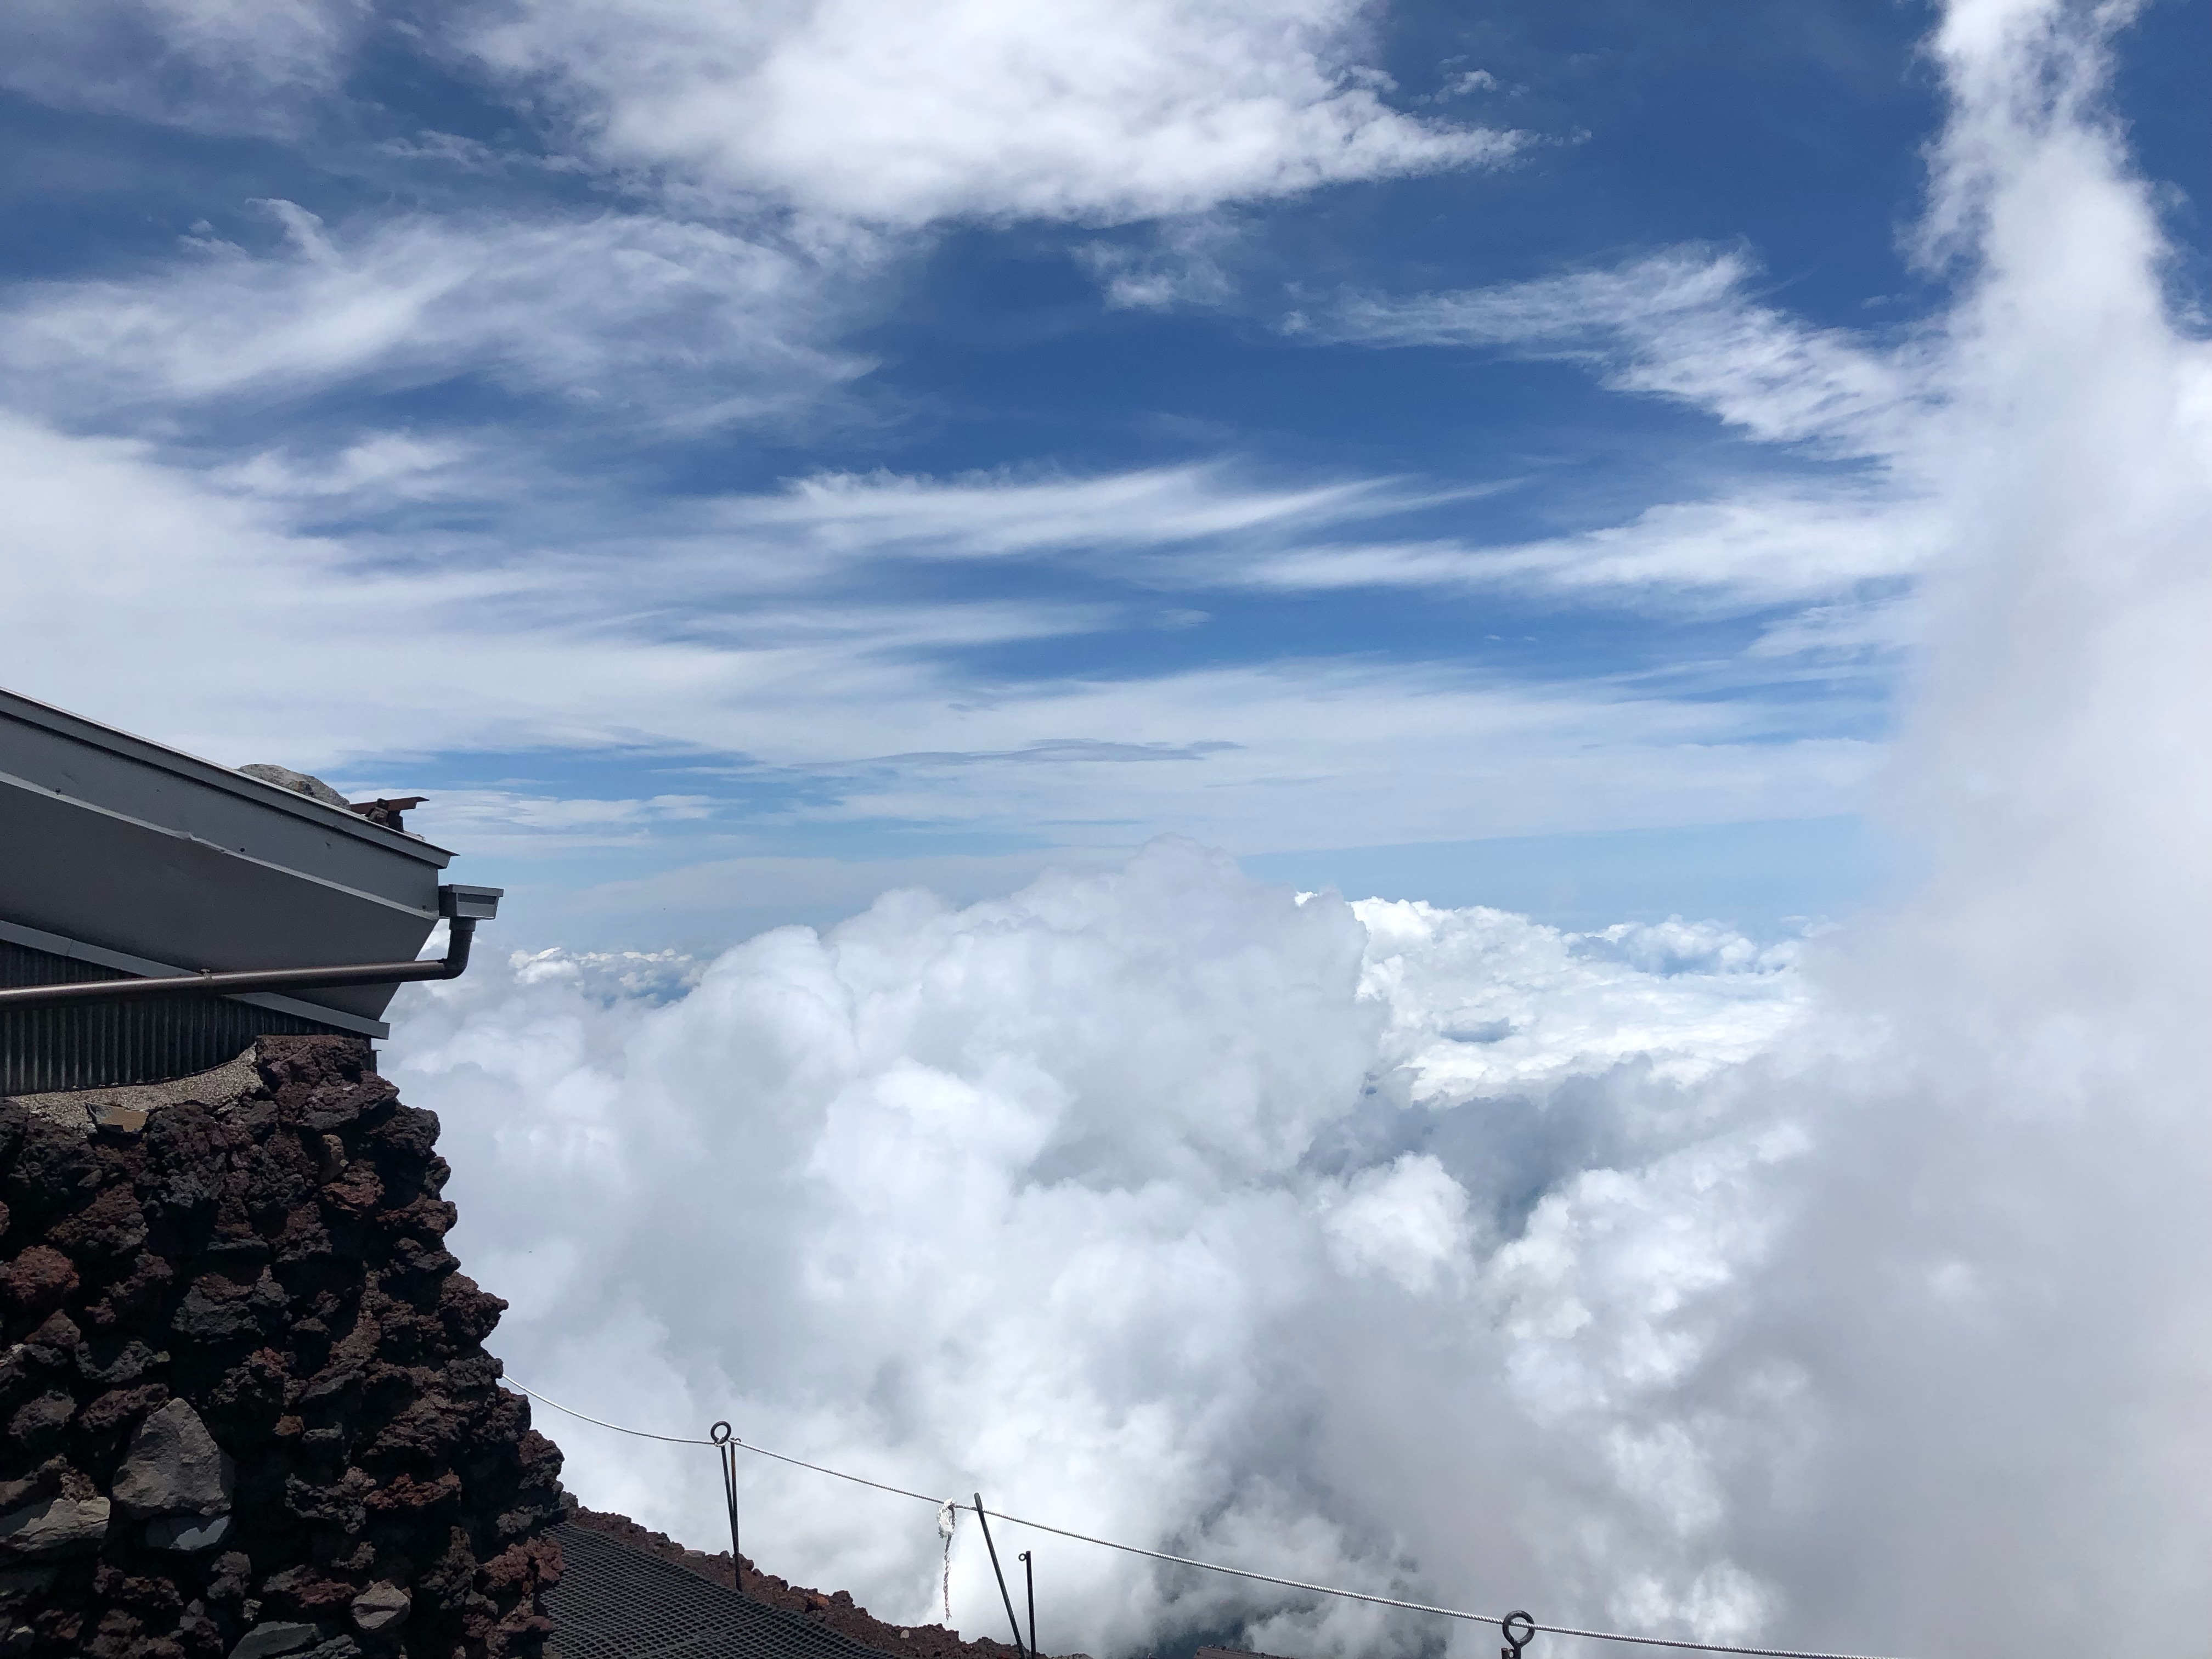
{"left": 547, "top": 1524, "right": 898, "bottom": 1659}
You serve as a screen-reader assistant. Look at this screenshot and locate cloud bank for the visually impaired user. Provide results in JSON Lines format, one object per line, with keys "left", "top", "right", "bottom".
{"left": 388, "top": 849, "right": 1819, "bottom": 1656}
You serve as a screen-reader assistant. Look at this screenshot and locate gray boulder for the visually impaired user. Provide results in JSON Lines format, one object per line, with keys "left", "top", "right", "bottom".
{"left": 113, "top": 1399, "right": 235, "bottom": 1518}
{"left": 348, "top": 1581, "right": 410, "bottom": 1633}
{"left": 0, "top": 1496, "right": 109, "bottom": 1558}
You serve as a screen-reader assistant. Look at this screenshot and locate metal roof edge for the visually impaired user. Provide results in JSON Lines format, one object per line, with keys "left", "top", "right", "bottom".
{"left": 0, "top": 685, "right": 454, "bottom": 867}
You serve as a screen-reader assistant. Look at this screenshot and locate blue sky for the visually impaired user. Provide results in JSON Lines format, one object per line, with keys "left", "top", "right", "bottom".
{"left": 1, "top": 0, "right": 2203, "bottom": 950}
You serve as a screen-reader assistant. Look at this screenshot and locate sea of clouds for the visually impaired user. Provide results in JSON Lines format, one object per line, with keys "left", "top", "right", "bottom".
{"left": 386, "top": 860, "right": 1824, "bottom": 1652}
{"left": 380, "top": 4, "right": 2211, "bottom": 1658}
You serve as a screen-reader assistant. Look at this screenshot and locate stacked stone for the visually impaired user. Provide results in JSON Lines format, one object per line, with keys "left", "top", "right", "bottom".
{"left": 0, "top": 1037, "right": 567, "bottom": 1659}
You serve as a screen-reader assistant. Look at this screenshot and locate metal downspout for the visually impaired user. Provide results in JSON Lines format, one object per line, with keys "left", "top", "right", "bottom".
{"left": 0, "top": 885, "right": 499, "bottom": 1009}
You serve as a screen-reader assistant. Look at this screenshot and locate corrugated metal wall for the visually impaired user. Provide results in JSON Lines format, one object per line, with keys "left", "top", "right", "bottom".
{"left": 0, "top": 938, "right": 347, "bottom": 1095}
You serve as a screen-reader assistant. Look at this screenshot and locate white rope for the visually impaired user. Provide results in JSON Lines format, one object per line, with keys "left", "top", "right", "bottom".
{"left": 499, "top": 1378, "right": 1911, "bottom": 1659}
{"left": 938, "top": 1499, "right": 959, "bottom": 1623}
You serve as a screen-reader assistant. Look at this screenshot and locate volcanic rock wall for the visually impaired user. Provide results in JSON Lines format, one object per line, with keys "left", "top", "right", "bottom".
{"left": 0, "top": 1036, "right": 567, "bottom": 1659}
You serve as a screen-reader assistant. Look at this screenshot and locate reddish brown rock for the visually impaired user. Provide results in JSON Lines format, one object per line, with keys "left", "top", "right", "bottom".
{"left": 0, "top": 1249, "right": 78, "bottom": 1319}
{"left": 45, "top": 1188, "right": 149, "bottom": 1263}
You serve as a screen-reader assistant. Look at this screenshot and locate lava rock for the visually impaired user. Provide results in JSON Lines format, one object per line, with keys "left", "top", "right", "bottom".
{"left": 0, "top": 1039, "right": 568, "bottom": 1657}
{"left": 77, "top": 1384, "right": 169, "bottom": 1438}
{"left": 3, "top": 1398, "right": 71, "bottom": 1457}
{"left": 0, "top": 1255, "right": 75, "bottom": 1323}
{"left": 43, "top": 1186, "right": 146, "bottom": 1262}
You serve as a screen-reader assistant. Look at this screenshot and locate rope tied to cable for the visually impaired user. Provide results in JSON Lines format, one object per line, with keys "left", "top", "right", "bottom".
{"left": 938, "top": 1499, "right": 959, "bottom": 1624}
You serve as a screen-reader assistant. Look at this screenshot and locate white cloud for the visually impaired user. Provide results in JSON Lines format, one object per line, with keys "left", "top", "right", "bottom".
{"left": 390, "top": 789, "right": 721, "bottom": 849}
{"left": 1357, "top": 899, "right": 1808, "bottom": 1101}
{"left": 0, "top": 201, "right": 879, "bottom": 427}
{"left": 1078, "top": 216, "right": 1247, "bottom": 311}
{"left": 210, "top": 432, "right": 478, "bottom": 502}
{"left": 1321, "top": 1154, "right": 1474, "bottom": 1291}
{"left": 462, "top": 0, "right": 1519, "bottom": 227}
{"left": 384, "top": 840, "right": 1810, "bottom": 1653}
{"left": 1312, "top": 248, "right": 1922, "bottom": 456}
{"left": 0, "top": 415, "right": 1883, "bottom": 866}
{"left": 719, "top": 462, "right": 1408, "bottom": 559}
{"left": 1745, "top": 595, "right": 1925, "bottom": 662}
{"left": 1273, "top": 240, "right": 1968, "bottom": 653}
{"left": 1438, "top": 70, "right": 1498, "bottom": 98}
{"left": 771, "top": 659, "right": 1879, "bottom": 853}
{"left": 3, "top": 1, "right": 1516, "bottom": 229}
{"left": 1217, "top": 488, "right": 1937, "bottom": 608}
{"left": 698, "top": 464, "right": 1929, "bottom": 616}
{"left": 508, "top": 944, "right": 704, "bottom": 1003}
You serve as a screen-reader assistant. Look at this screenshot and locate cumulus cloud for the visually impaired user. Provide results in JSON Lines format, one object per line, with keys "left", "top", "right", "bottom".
{"left": 385, "top": 841, "right": 1812, "bottom": 1655}
{"left": 1359, "top": 902, "right": 1807, "bottom": 1102}
{"left": 461, "top": 0, "right": 1517, "bottom": 226}
{"left": 506, "top": 943, "right": 704, "bottom": 1003}
{"left": 365, "top": 5, "right": 2212, "bottom": 1657}
{"left": 1320, "top": 1154, "right": 1474, "bottom": 1293}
